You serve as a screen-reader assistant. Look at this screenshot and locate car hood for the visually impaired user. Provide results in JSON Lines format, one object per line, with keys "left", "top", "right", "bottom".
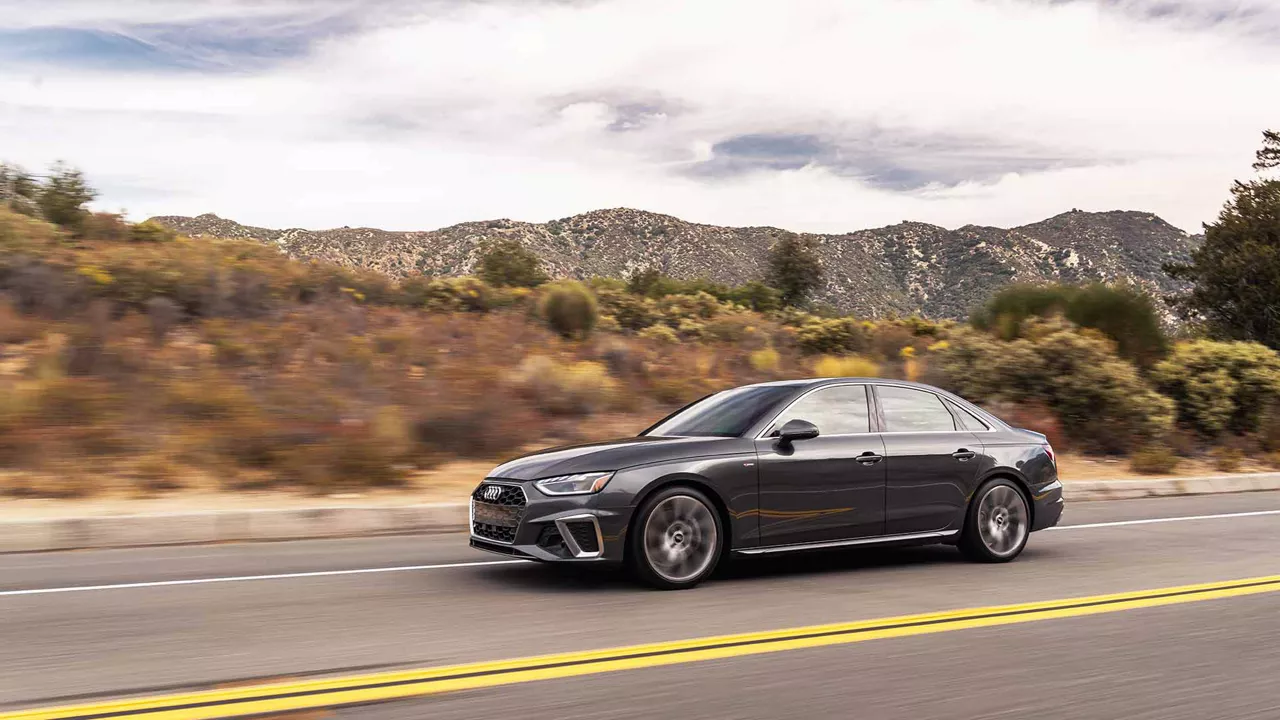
{"left": 487, "top": 435, "right": 753, "bottom": 481}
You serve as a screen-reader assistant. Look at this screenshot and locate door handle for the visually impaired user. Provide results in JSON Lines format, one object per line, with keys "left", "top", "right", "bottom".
{"left": 952, "top": 449, "right": 976, "bottom": 461}
{"left": 856, "top": 452, "right": 883, "bottom": 465}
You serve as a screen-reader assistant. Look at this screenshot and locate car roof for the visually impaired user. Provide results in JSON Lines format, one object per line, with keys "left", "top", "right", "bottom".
{"left": 743, "top": 377, "right": 942, "bottom": 390}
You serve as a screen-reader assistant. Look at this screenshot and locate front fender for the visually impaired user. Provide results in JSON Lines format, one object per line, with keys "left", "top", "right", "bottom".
{"left": 595, "top": 452, "right": 759, "bottom": 552}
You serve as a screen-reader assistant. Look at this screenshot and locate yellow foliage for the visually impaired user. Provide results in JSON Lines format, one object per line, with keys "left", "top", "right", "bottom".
{"left": 749, "top": 347, "right": 781, "bottom": 373}
{"left": 75, "top": 265, "right": 114, "bottom": 285}
{"left": 812, "top": 355, "right": 879, "bottom": 378}
{"left": 508, "top": 356, "right": 619, "bottom": 415}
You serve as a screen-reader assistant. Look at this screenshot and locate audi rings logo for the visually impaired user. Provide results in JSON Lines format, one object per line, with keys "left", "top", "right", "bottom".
{"left": 483, "top": 485, "right": 502, "bottom": 501}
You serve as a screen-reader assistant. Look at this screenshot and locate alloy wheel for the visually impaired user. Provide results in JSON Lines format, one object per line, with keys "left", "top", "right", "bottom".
{"left": 642, "top": 494, "right": 718, "bottom": 584}
{"left": 976, "top": 484, "right": 1028, "bottom": 558}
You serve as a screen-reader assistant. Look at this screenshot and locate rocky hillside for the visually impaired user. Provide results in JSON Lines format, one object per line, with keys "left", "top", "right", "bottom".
{"left": 149, "top": 208, "right": 1199, "bottom": 318}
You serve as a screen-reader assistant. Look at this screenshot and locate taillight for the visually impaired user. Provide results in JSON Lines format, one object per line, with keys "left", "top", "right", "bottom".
{"left": 1043, "top": 444, "right": 1056, "bottom": 466}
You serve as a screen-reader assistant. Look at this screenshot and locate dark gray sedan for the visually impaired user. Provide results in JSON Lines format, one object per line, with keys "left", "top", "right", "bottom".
{"left": 469, "top": 378, "right": 1064, "bottom": 589}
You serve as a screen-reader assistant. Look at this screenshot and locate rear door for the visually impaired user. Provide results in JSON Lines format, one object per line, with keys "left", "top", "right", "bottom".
{"left": 754, "top": 384, "right": 887, "bottom": 546}
{"left": 873, "top": 384, "right": 985, "bottom": 535}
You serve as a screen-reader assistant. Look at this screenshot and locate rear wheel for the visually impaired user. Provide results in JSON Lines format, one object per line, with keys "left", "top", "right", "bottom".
{"left": 629, "top": 486, "right": 723, "bottom": 590}
{"left": 959, "top": 478, "right": 1030, "bottom": 563}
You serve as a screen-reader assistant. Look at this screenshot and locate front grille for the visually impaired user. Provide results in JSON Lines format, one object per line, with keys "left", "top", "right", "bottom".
{"left": 471, "top": 481, "right": 527, "bottom": 544}
{"left": 564, "top": 520, "right": 600, "bottom": 554}
{"left": 471, "top": 483, "right": 526, "bottom": 507}
{"left": 472, "top": 522, "right": 517, "bottom": 544}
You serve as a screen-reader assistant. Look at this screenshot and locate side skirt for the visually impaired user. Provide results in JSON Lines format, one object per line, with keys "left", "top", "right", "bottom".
{"left": 733, "top": 529, "right": 959, "bottom": 556}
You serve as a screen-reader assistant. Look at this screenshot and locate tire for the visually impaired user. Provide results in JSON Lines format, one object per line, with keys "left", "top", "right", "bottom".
{"left": 959, "top": 478, "right": 1031, "bottom": 563}
{"left": 628, "top": 486, "right": 724, "bottom": 590}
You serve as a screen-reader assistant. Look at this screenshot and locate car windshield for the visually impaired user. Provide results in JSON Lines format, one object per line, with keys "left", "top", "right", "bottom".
{"left": 641, "top": 385, "right": 799, "bottom": 438}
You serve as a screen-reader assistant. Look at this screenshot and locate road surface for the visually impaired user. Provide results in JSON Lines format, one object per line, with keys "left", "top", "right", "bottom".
{"left": 2, "top": 491, "right": 1280, "bottom": 718}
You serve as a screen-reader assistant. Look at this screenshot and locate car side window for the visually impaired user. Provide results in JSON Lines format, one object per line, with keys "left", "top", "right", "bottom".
{"left": 877, "top": 386, "right": 957, "bottom": 432}
{"left": 946, "top": 399, "right": 990, "bottom": 431}
{"left": 771, "top": 385, "right": 870, "bottom": 436}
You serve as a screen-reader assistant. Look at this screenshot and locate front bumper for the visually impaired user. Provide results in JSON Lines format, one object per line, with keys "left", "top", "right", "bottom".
{"left": 468, "top": 480, "right": 629, "bottom": 564}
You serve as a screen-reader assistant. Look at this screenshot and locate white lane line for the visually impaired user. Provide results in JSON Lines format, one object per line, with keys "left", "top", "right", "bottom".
{"left": 0, "top": 559, "right": 528, "bottom": 597}
{"left": 1048, "top": 509, "right": 1280, "bottom": 531}
{"left": 4, "top": 509, "right": 1279, "bottom": 598}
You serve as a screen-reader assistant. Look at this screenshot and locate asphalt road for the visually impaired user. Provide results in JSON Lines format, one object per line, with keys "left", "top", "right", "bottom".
{"left": 3, "top": 491, "right": 1280, "bottom": 718}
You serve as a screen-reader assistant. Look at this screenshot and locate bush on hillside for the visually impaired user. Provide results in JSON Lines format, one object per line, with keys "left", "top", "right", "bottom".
{"left": 724, "top": 281, "right": 783, "bottom": 313}
{"left": 595, "top": 288, "right": 661, "bottom": 331}
{"left": 421, "top": 277, "right": 493, "bottom": 313}
{"left": 972, "top": 282, "right": 1168, "bottom": 366}
{"left": 938, "top": 322, "right": 1173, "bottom": 452}
{"left": 794, "top": 317, "right": 871, "bottom": 355}
{"left": 476, "top": 238, "right": 548, "bottom": 288}
{"left": 1150, "top": 340, "right": 1280, "bottom": 438}
{"left": 539, "top": 280, "right": 597, "bottom": 338}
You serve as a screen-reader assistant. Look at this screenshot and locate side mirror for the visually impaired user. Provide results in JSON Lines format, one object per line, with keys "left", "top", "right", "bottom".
{"left": 777, "top": 419, "right": 819, "bottom": 443}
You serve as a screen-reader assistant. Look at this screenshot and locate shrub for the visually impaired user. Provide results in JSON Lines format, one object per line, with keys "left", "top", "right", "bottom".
{"left": 1129, "top": 445, "right": 1181, "bottom": 475}
{"left": 422, "top": 277, "right": 492, "bottom": 313}
{"left": 749, "top": 347, "right": 781, "bottom": 373}
{"left": 130, "top": 220, "right": 177, "bottom": 243}
{"left": 539, "top": 280, "right": 597, "bottom": 338}
{"left": 812, "top": 355, "right": 879, "bottom": 378}
{"left": 1261, "top": 400, "right": 1280, "bottom": 452}
{"left": 476, "top": 238, "right": 548, "bottom": 288}
{"left": 794, "top": 317, "right": 871, "bottom": 355}
{"left": 595, "top": 288, "right": 660, "bottom": 331}
{"left": 657, "top": 291, "right": 721, "bottom": 324}
{"left": 1151, "top": 340, "right": 1280, "bottom": 438}
{"left": 638, "top": 324, "right": 678, "bottom": 344}
{"left": 1211, "top": 446, "right": 1244, "bottom": 472}
{"left": 938, "top": 322, "right": 1173, "bottom": 453}
{"left": 724, "top": 281, "right": 783, "bottom": 313}
{"left": 80, "top": 212, "right": 130, "bottom": 242}
{"left": 508, "top": 355, "right": 618, "bottom": 415}
{"left": 973, "top": 282, "right": 1167, "bottom": 366}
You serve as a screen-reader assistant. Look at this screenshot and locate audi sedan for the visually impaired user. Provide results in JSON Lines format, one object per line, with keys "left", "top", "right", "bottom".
{"left": 469, "top": 378, "right": 1064, "bottom": 589}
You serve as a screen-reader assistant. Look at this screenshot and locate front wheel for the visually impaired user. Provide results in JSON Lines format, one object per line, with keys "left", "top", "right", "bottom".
{"left": 959, "top": 478, "right": 1030, "bottom": 563}
{"left": 629, "top": 487, "right": 724, "bottom": 590}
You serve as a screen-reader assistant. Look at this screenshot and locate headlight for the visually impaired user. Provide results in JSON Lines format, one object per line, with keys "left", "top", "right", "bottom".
{"left": 535, "top": 472, "right": 614, "bottom": 496}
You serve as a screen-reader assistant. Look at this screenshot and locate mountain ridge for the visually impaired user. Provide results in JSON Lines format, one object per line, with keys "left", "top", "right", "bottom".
{"left": 149, "top": 207, "right": 1200, "bottom": 319}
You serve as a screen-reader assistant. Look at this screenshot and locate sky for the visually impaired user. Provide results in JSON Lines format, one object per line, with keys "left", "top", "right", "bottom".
{"left": 1, "top": 0, "right": 1278, "bottom": 234}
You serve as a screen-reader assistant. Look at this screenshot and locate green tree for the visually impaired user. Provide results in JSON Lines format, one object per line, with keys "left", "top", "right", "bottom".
{"left": 1167, "top": 132, "right": 1280, "bottom": 349}
{"left": 767, "top": 232, "right": 823, "bottom": 307}
{"left": 37, "top": 161, "right": 96, "bottom": 231}
{"left": 1254, "top": 129, "right": 1280, "bottom": 171}
{"left": 0, "top": 163, "right": 39, "bottom": 215}
{"left": 476, "top": 238, "right": 548, "bottom": 288}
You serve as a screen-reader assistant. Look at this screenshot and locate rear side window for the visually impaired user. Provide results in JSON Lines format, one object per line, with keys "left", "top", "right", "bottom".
{"left": 946, "top": 400, "right": 990, "bottom": 431}
{"left": 877, "top": 386, "right": 957, "bottom": 432}
{"left": 771, "top": 385, "right": 870, "bottom": 435}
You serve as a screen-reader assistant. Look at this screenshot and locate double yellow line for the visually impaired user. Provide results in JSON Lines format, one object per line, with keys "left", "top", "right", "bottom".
{"left": 7, "top": 574, "right": 1280, "bottom": 720}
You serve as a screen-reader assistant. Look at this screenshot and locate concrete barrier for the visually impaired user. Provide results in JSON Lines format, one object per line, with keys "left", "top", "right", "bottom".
{"left": 2, "top": 473, "right": 1279, "bottom": 552}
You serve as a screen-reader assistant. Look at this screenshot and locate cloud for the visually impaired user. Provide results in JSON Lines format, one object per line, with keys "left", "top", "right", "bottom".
{"left": 1, "top": 0, "right": 1278, "bottom": 234}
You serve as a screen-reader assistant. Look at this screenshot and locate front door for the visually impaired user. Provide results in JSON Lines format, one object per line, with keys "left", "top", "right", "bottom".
{"left": 755, "top": 384, "right": 887, "bottom": 546}
{"left": 874, "top": 384, "right": 984, "bottom": 535}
